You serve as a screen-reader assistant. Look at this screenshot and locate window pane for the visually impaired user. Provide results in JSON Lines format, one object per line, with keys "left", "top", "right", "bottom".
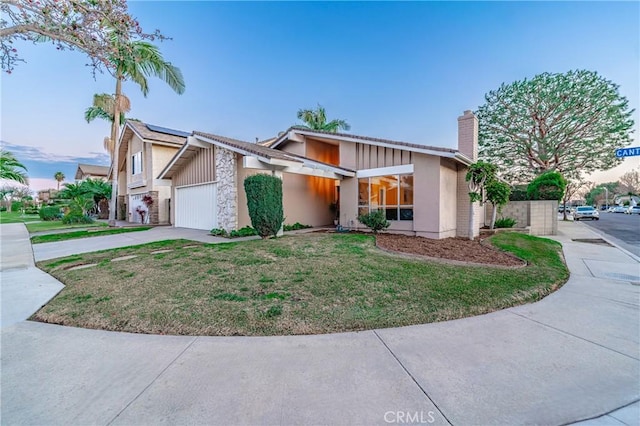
{"left": 369, "top": 177, "right": 381, "bottom": 207}
{"left": 385, "top": 208, "right": 398, "bottom": 221}
{"left": 400, "top": 208, "right": 413, "bottom": 220}
{"left": 358, "top": 179, "right": 369, "bottom": 205}
{"left": 380, "top": 175, "right": 398, "bottom": 207}
{"left": 400, "top": 175, "right": 413, "bottom": 205}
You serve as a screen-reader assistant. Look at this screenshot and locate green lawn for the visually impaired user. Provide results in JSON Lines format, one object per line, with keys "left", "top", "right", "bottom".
{"left": 31, "top": 226, "right": 152, "bottom": 244}
{"left": 26, "top": 220, "right": 108, "bottom": 233}
{"left": 33, "top": 232, "right": 568, "bottom": 336}
{"left": 0, "top": 211, "right": 40, "bottom": 223}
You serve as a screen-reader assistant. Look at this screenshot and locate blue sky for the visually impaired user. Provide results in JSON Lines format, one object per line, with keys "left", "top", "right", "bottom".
{"left": 1, "top": 1, "right": 638, "bottom": 191}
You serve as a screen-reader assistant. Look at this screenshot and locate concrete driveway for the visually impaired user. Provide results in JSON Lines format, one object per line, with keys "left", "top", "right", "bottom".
{"left": 1, "top": 222, "right": 638, "bottom": 425}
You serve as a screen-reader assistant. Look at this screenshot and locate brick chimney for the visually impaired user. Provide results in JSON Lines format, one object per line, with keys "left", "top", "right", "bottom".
{"left": 457, "top": 110, "right": 478, "bottom": 162}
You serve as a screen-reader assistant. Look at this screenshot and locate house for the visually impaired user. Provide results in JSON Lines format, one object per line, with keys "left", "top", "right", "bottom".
{"left": 113, "top": 120, "right": 188, "bottom": 224}
{"left": 75, "top": 164, "right": 109, "bottom": 181}
{"left": 155, "top": 110, "right": 481, "bottom": 239}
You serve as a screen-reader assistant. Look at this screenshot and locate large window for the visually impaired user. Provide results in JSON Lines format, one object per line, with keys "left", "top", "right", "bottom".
{"left": 358, "top": 174, "right": 413, "bottom": 220}
{"left": 132, "top": 151, "right": 143, "bottom": 175}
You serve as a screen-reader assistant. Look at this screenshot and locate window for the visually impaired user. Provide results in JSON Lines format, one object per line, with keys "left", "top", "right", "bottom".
{"left": 358, "top": 174, "right": 413, "bottom": 220}
{"left": 132, "top": 152, "right": 143, "bottom": 175}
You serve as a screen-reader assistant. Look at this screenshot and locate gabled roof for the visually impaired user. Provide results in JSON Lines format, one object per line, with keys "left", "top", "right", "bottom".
{"left": 159, "top": 131, "right": 356, "bottom": 180}
{"left": 114, "top": 120, "right": 189, "bottom": 176}
{"left": 269, "top": 127, "right": 471, "bottom": 164}
{"left": 75, "top": 163, "right": 109, "bottom": 180}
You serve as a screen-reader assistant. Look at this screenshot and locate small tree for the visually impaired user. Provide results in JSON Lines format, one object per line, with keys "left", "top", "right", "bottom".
{"left": 357, "top": 210, "right": 390, "bottom": 234}
{"left": 54, "top": 171, "right": 65, "bottom": 190}
{"left": 485, "top": 180, "right": 511, "bottom": 230}
{"left": 527, "top": 171, "right": 567, "bottom": 201}
{"left": 244, "top": 174, "right": 284, "bottom": 239}
{"left": 466, "top": 161, "right": 498, "bottom": 239}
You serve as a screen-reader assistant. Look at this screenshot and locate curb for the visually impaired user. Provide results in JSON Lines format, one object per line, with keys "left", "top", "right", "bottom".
{"left": 577, "top": 222, "right": 640, "bottom": 263}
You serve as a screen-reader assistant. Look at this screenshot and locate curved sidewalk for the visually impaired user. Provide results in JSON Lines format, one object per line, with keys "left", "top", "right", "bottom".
{"left": 1, "top": 222, "right": 638, "bottom": 425}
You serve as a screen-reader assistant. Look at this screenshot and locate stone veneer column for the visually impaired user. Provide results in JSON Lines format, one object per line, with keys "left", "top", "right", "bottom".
{"left": 117, "top": 195, "right": 126, "bottom": 221}
{"left": 148, "top": 191, "right": 159, "bottom": 225}
{"left": 215, "top": 147, "right": 238, "bottom": 232}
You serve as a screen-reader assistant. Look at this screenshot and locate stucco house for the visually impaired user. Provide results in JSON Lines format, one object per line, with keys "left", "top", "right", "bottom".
{"left": 74, "top": 163, "right": 109, "bottom": 181}
{"left": 113, "top": 120, "right": 188, "bottom": 224}
{"left": 154, "top": 110, "right": 481, "bottom": 239}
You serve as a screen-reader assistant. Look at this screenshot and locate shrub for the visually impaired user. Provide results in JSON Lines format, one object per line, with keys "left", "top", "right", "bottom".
{"left": 527, "top": 171, "right": 567, "bottom": 201}
{"left": 244, "top": 174, "right": 284, "bottom": 238}
{"left": 509, "top": 185, "right": 529, "bottom": 201}
{"left": 11, "top": 201, "right": 22, "bottom": 212}
{"left": 229, "top": 226, "right": 258, "bottom": 238}
{"left": 61, "top": 210, "right": 94, "bottom": 224}
{"left": 358, "top": 210, "right": 390, "bottom": 234}
{"left": 283, "top": 222, "right": 312, "bottom": 231}
{"left": 495, "top": 217, "right": 517, "bottom": 228}
{"left": 210, "top": 228, "right": 228, "bottom": 237}
{"left": 0, "top": 206, "right": 6, "bottom": 212}
{"left": 39, "top": 206, "right": 62, "bottom": 221}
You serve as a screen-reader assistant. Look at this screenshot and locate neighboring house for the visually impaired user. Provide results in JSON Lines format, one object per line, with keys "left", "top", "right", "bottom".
{"left": 157, "top": 110, "right": 480, "bottom": 239}
{"left": 114, "top": 120, "right": 188, "bottom": 224}
{"left": 37, "top": 189, "right": 58, "bottom": 204}
{"left": 75, "top": 164, "right": 109, "bottom": 181}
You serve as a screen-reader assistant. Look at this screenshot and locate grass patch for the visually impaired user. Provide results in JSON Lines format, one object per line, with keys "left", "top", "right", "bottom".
{"left": 26, "top": 221, "right": 108, "bottom": 233}
{"left": 33, "top": 233, "right": 568, "bottom": 336}
{"left": 31, "top": 227, "right": 151, "bottom": 244}
{"left": 0, "top": 211, "right": 40, "bottom": 223}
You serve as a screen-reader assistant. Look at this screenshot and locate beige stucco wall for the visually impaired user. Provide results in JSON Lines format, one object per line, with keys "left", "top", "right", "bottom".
{"left": 412, "top": 154, "right": 441, "bottom": 238}
{"left": 278, "top": 140, "right": 305, "bottom": 156}
{"left": 282, "top": 174, "right": 335, "bottom": 227}
{"left": 339, "top": 177, "right": 358, "bottom": 228}
{"left": 128, "top": 134, "right": 144, "bottom": 188}
{"left": 339, "top": 141, "right": 357, "bottom": 170}
{"left": 438, "top": 159, "right": 458, "bottom": 238}
{"left": 153, "top": 145, "right": 180, "bottom": 183}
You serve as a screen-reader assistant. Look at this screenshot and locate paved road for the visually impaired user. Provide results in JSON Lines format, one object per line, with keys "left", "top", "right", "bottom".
{"left": 579, "top": 211, "right": 640, "bottom": 258}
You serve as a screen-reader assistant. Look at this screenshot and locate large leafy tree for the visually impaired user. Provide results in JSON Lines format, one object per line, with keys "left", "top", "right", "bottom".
{"left": 95, "top": 40, "right": 185, "bottom": 225}
{"left": 296, "top": 104, "right": 351, "bottom": 133}
{"left": 0, "top": 149, "right": 28, "bottom": 184}
{"left": 477, "top": 70, "right": 635, "bottom": 183}
{"left": 618, "top": 169, "right": 640, "bottom": 195}
{"left": 0, "top": 0, "right": 166, "bottom": 73}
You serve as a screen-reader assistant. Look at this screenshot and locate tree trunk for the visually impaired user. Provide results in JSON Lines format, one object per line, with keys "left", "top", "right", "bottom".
{"left": 108, "top": 75, "right": 122, "bottom": 226}
{"left": 490, "top": 203, "right": 497, "bottom": 230}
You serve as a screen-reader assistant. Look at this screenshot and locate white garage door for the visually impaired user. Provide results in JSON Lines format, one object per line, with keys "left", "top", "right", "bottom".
{"left": 175, "top": 183, "right": 217, "bottom": 230}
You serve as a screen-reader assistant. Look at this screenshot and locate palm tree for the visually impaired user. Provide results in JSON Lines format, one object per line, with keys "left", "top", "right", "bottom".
{"left": 95, "top": 40, "right": 185, "bottom": 225}
{"left": 85, "top": 93, "right": 131, "bottom": 159}
{"left": 0, "top": 149, "right": 28, "bottom": 184}
{"left": 296, "top": 104, "right": 351, "bottom": 133}
{"left": 54, "top": 171, "right": 65, "bottom": 190}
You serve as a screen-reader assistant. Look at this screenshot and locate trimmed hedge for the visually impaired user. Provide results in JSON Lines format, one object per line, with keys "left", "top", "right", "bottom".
{"left": 243, "top": 174, "right": 284, "bottom": 239}
{"left": 527, "top": 171, "right": 566, "bottom": 201}
{"left": 39, "top": 206, "right": 62, "bottom": 221}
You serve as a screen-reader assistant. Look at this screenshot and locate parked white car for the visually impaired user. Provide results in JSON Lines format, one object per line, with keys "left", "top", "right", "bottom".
{"left": 574, "top": 206, "right": 599, "bottom": 221}
{"left": 625, "top": 206, "right": 640, "bottom": 215}
{"left": 613, "top": 206, "right": 627, "bottom": 213}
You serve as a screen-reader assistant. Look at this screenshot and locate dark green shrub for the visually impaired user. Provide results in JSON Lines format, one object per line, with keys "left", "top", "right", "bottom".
{"left": 39, "top": 206, "right": 62, "bottom": 221}
{"left": 495, "top": 217, "right": 517, "bottom": 228}
{"left": 527, "top": 171, "right": 567, "bottom": 201}
{"left": 244, "top": 174, "right": 284, "bottom": 238}
{"left": 358, "top": 210, "right": 390, "bottom": 234}
{"left": 229, "top": 226, "right": 258, "bottom": 238}
{"left": 210, "top": 228, "right": 228, "bottom": 237}
{"left": 0, "top": 206, "right": 6, "bottom": 212}
{"left": 61, "top": 210, "right": 94, "bottom": 224}
{"left": 11, "top": 201, "right": 22, "bottom": 212}
{"left": 283, "top": 222, "right": 312, "bottom": 231}
{"left": 25, "top": 208, "right": 39, "bottom": 215}
{"left": 509, "top": 185, "right": 529, "bottom": 201}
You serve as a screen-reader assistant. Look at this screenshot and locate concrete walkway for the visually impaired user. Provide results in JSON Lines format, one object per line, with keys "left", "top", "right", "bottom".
{"left": 1, "top": 222, "right": 638, "bottom": 425}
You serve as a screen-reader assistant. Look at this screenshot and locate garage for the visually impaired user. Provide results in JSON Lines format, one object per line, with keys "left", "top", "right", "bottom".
{"left": 175, "top": 182, "right": 217, "bottom": 230}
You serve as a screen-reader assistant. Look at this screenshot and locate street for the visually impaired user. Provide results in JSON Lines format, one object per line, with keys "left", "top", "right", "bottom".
{"left": 570, "top": 210, "right": 640, "bottom": 258}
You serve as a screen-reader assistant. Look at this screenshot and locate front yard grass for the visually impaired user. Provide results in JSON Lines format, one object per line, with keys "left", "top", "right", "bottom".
{"left": 0, "top": 211, "right": 40, "bottom": 223}
{"left": 26, "top": 220, "right": 108, "bottom": 233}
{"left": 33, "top": 232, "right": 568, "bottom": 336}
{"left": 30, "top": 226, "right": 152, "bottom": 244}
